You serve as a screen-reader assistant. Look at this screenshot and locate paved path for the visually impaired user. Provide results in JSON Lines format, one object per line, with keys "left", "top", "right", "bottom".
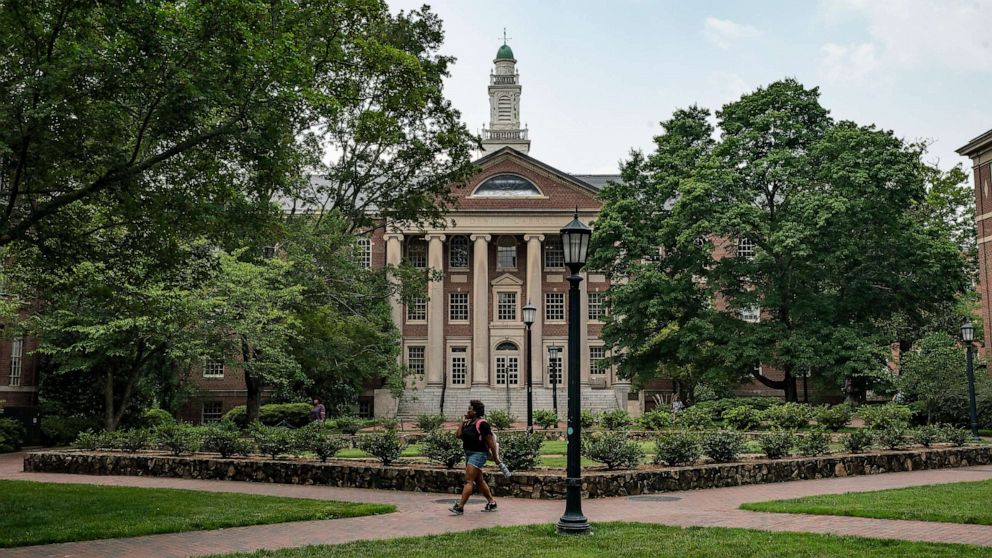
{"left": 4, "top": 452, "right": 992, "bottom": 557}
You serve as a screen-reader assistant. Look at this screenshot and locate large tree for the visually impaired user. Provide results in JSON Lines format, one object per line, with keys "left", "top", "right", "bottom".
{"left": 592, "top": 79, "right": 969, "bottom": 401}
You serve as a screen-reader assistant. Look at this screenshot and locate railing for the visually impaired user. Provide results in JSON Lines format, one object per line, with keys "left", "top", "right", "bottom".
{"left": 490, "top": 74, "right": 517, "bottom": 85}
{"left": 482, "top": 128, "right": 528, "bottom": 141}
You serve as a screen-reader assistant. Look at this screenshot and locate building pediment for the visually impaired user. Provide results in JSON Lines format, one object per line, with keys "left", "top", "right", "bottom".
{"left": 490, "top": 273, "right": 524, "bottom": 287}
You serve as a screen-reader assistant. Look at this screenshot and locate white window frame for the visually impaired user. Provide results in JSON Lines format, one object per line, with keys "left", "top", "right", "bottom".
{"left": 494, "top": 341, "right": 520, "bottom": 386}
{"left": 407, "top": 346, "right": 426, "bottom": 376}
{"left": 356, "top": 237, "right": 372, "bottom": 269}
{"left": 406, "top": 239, "right": 427, "bottom": 269}
{"left": 496, "top": 236, "right": 517, "bottom": 270}
{"left": 448, "top": 292, "right": 469, "bottom": 322}
{"left": 544, "top": 235, "right": 565, "bottom": 269}
{"left": 203, "top": 360, "right": 225, "bottom": 378}
{"left": 8, "top": 337, "right": 22, "bottom": 387}
{"left": 739, "top": 305, "right": 760, "bottom": 323}
{"left": 201, "top": 401, "right": 223, "bottom": 423}
{"left": 544, "top": 292, "right": 565, "bottom": 322}
{"left": 737, "top": 237, "right": 755, "bottom": 261}
{"left": 406, "top": 296, "right": 427, "bottom": 322}
{"left": 449, "top": 235, "right": 469, "bottom": 270}
{"left": 450, "top": 346, "right": 468, "bottom": 386}
{"left": 497, "top": 291, "right": 517, "bottom": 321}
{"left": 590, "top": 346, "right": 607, "bottom": 375}
{"left": 588, "top": 292, "right": 604, "bottom": 322}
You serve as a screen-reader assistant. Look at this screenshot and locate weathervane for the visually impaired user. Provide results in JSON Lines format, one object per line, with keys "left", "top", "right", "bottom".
{"left": 499, "top": 27, "right": 511, "bottom": 45}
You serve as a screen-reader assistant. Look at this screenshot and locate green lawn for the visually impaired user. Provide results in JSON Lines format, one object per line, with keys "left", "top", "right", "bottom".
{"left": 0, "top": 480, "right": 394, "bottom": 548}
{"left": 206, "top": 522, "right": 992, "bottom": 557}
{"left": 741, "top": 479, "right": 992, "bottom": 525}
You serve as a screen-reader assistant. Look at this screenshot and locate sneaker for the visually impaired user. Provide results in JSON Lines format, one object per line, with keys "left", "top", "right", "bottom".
{"left": 499, "top": 462, "right": 512, "bottom": 478}
{"left": 483, "top": 501, "right": 498, "bottom": 512}
{"left": 449, "top": 503, "right": 464, "bottom": 515}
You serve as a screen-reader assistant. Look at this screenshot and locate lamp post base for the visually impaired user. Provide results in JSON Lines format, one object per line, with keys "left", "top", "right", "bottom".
{"left": 556, "top": 514, "right": 590, "bottom": 535}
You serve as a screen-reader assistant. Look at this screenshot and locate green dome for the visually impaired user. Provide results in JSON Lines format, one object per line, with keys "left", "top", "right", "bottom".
{"left": 496, "top": 44, "right": 514, "bottom": 60}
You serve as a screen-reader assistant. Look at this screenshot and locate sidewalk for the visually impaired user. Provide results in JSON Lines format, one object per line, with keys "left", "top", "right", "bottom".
{"left": 3, "top": 451, "right": 992, "bottom": 557}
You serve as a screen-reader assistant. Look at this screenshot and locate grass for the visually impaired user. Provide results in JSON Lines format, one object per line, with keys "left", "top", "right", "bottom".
{"left": 0, "top": 480, "right": 394, "bottom": 548}
{"left": 206, "top": 522, "right": 992, "bottom": 558}
{"left": 740, "top": 479, "right": 992, "bottom": 525}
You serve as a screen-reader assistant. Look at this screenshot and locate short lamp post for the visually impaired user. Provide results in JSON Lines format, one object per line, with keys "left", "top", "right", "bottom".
{"left": 557, "top": 212, "right": 592, "bottom": 535}
{"left": 549, "top": 345, "right": 561, "bottom": 417}
{"left": 961, "top": 321, "right": 980, "bottom": 439}
{"left": 523, "top": 301, "right": 537, "bottom": 433}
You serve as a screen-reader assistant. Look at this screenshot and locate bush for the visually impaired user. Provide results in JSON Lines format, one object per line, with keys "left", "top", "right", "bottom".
{"left": 583, "top": 431, "right": 644, "bottom": 470}
{"left": 580, "top": 410, "right": 597, "bottom": 429}
{"left": 335, "top": 415, "right": 363, "bottom": 435}
{"left": 487, "top": 409, "right": 514, "bottom": 430}
{"left": 154, "top": 422, "right": 200, "bottom": 456}
{"left": 71, "top": 430, "right": 109, "bottom": 451}
{"left": 223, "top": 403, "right": 314, "bottom": 428}
{"left": 294, "top": 423, "right": 346, "bottom": 463}
{"left": 421, "top": 429, "right": 464, "bottom": 468}
{"left": 638, "top": 409, "right": 673, "bottom": 431}
{"left": 674, "top": 405, "right": 715, "bottom": 430}
{"left": 251, "top": 424, "right": 296, "bottom": 459}
{"left": 499, "top": 431, "right": 543, "bottom": 471}
{"left": 701, "top": 429, "right": 747, "bottom": 463}
{"left": 692, "top": 397, "right": 779, "bottom": 418}
{"left": 653, "top": 430, "right": 702, "bottom": 467}
{"left": 41, "top": 415, "right": 102, "bottom": 446}
{"left": 722, "top": 406, "right": 762, "bottom": 431}
{"left": 109, "top": 428, "right": 151, "bottom": 452}
{"left": 941, "top": 425, "right": 969, "bottom": 447}
{"left": 415, "top": 414, "right": 446, "bottom": 432}
{"left": 533, "top": 409, "right": 559, "bottom": 430}
{"left": 859, "top": 403, "right": 913, "bottom": 430}
{"left": 764, "top": 403, "right": 813, "bottom": 430}
{"left": 911, "top": 425, "right": 942, "bottom": 448}
{"left": 0, "top": 418, "right": 26, "bottom": 452}
{"left": 796, "top": 429, "right": 831, "bottom": 457}
{"left": 202, "top": 424, "right": 253, "bottom": 458}
{"left": 599, "top": 409, "right": 633, "bottom": 431}
{"left": 357, "top": 428, "right": 405, "bottom": 465}
{"left": 841, "top": 430, "right": 874, "bottom": 454}
{"left": 758, "top": 429, "right": 794, "bottom": 459}
{"left": 876, "top": 425, "right": 908, "bottom": 450}
{"left": 141, "top": 408, "right": 175, "bottom": 428}
{"left": 814, "top": 404, "right": 854, "bottom": 431}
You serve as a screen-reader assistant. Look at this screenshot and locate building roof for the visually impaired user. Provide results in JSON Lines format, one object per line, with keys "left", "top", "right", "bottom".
{"left": 956, "top": 128, "right": 992, "bottom": 157}
{"left": 473, "top": 146, "right": 618, "bottom": 194}
{"left": 570, "top": 174, "right": 620, "bottom": 191}
{"left": 496, "top": 44, "right": 514, "bottom": 60}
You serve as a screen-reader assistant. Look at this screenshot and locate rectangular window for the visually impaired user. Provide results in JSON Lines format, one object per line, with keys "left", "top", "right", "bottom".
{"left": 451, "top": 347, "right": 468, "bottom": 385}
{"left": 497, "top": 245, "right": 517, "bottom": 269}
{"left": 203, "top": 360, "right": 225, "bottom": 378}
{"left": 590, "top": 346, "right": 607, "bottom": 374}
{"left": 202, "top": 401, "right": 223, "bottom": 423}
{"left": 448, "top": 292, "right": 469, "bottom": 322}
{"left": 497, "top": 292, "right": 517, "bottom": 321}
{"left": 495, "top": 356, "right": 518, "bottom": 385}
{"left": 544, "top": 235, "right": 565, "bottom": 268}
{"left": 548, "top": 348, "right": 563, "bottom": 385}
{"left": 357, "top": 238, "right": 371, "bottom": 269}
{"left": 8, "top": 337, "right": 22, "bottom": 387}
{"left": 737, "top": 237, "right": 755, "bottom": 260}
{"left": 407, "top": 296, "right": 427, "bottom": 322}
{"left": 739, "top": 305, "right": 760, "bottom": 323}
{"left": 588, "top": 292, "right": 603, "bottom": 321}
{"left": 545, "top": 292, "right": 565, "bottom": 321}
{"left": 407, "top": 346, "right": 426, "bottom": 375}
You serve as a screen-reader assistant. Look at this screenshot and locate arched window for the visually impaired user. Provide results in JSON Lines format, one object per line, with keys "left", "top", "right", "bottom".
{"left": 356, "top": 237, "right": 371, "bottom": 269}
{"left": 473, "top": 174, "right": 541, "bottom": 197}
{"left": 497, "top": 235, "right": 517, "bottom": 269}
{"left": 406, "top": 238, "right": 427, "bottom": 269}
{"left": 495, "top": 341, "right": 519, "bottom": 385}
{"left": 449, "top": 235, "right": 469, "bottom": 269}
{"left": 736, "top": 237, "right": 755, "bottom": 261}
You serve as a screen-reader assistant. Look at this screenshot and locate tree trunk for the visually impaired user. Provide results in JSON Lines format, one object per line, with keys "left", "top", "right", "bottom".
{"left": 104, "top": 368, "right": 116, "bottom": 432}
{"left": 750, "top": 368, "right": 798, "bottom": 402}
{"left": 242, "top": 338, "right": 261, "bottom": 423}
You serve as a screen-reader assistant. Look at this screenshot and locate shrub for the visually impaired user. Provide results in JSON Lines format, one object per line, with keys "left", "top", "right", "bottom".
{"left": 41, "top": 415, "right": 102, "bottom": 446}
{"left": 764, "top": 403, "right": 813, "bottom": 430}
{"left": 202, "top": 424, "right": 253, "bottom": 458}
{"left": 583, "top": 431, "right": 644, "bottom": 470}
{"left": 598, "top": 409, "right": 632, "bottom": 431}
{"left": 580, "top": 410, "right": 597, "bottom": 429}
{"left": 876, "top": 425, "right": 908, "bottom": 450}
{"left": 251, "top": 424, "right": 296, "bottom": 459}
{"left": 376, "top": 418, "right": 399, "bottom": 430}
{"left": 499, "top": 431, "right": 543, "bottom": 471}
{"left": 421, "top": 429, "right": 464, "bottom": 468}
{"left": 487, "top": 409, "right": 514, "bottom": 430}
{"left": 109, "top": 428, "right": 151, "bottom": 452}
{"left": 653, "top": 430, "right": 702, "bottom": 467}
{"left": 0, "top": 418, "right": 26, "bottom": 452}
{"left": 841, "top": 430, "right": 874, "bottom": 453}
{"left": 814, "top": 404, "right": 854, "bottom": 431}
{"left": 701, "top": 429, "right": 747, "bottom": 463}
{"left": 758, "top": 429, "right": 794, "bottom": 459}
{"left": 859, "top": 403, "right": 913, "bottom": 430}
{"left": 533, "top": 409, "right": 559, "bottom": 430}
{"left": 911, "top": 424, "right": 942, "bottom": 448}
{"left": 415, "top": 414, "right": 446, "bottom": 433}
{"left": 141, "top": 408, "right": 175, "bottom": 428}
{"left": 356, "top": 428, "right": 405, "bottom": 465}
{"left": 154, "top": 422, "right": 200, "bottom": 456}
{"left": 295, "top": 423, "right": 347, "bottom": 463}
{"left": 223, "top": 403, "right": 314, "bottom": 428}
{"left": 722, "top": 406, "right": 762, "bottom": 431}
{"left": 335, "top": 415, "right": 363, "bottom": 435}
{"left": 692, "top": 397, "right": 779, "bottom": 418}
{"left": 941, "top": 425, "right": 969, "bottom": 447}
{"left": 674, "top": 405, "right": 715, "bottom": 430}
{"left": 796, "top": 429, "right": 831, "bottom": 457}
{"left": 71, "top": 430, "right": 109, "bottom": 451}
{"left": 638, "top": 409, "right": 673, "bottom": 431}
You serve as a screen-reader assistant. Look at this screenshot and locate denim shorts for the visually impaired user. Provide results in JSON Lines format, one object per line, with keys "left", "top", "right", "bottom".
{"left": 465, "top": 450, "right": 488, "bottom": 469}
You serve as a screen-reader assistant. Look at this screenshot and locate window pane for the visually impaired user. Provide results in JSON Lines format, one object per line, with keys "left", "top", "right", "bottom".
{"left": 356, "top": 238, "right": 371, "bottom": 269}
{"left": 545, "top": 292, "right": 564, "bottom": 321}
{"left": 406, "top": 239, "right": 427, "bottom": 268}
{"left": 448, "top": 292, "right": 469, "bottom": 321}
{"left": 588, "top": 292, "right": 603, "bottom": 321}
{"left": 408, "top": 346, "right": 426, "bottom": 375}
{"left": 202, "top": 401, "right": 223, "bottom": 423}
{"left": 497, "top": 236, "right": 517, "bottom": 268}
{"left": 203, "top": 360, "right": 225, "bottom": 378}
{"left": 451, "top": 348, "right": 468, "bottom": 385}
{"left": 407, "top": 296, "right": 427, "bottom": 321}
{"left": 590, "top": 346, "right": 607, "bottom": 374}
{"left": 544, "top": 235, "right": 564, "bottom": 268}
{"left": 497, "top": 292, "right": 517, "bottom": 320}
{"left": 8, "top": 337, "right": 22, "bottom": 387}
{"left": 736, "top": 237, "right": 755, "bottom": 260}
{"left": 449, "top": 236, "right": 469, "bottom": 269}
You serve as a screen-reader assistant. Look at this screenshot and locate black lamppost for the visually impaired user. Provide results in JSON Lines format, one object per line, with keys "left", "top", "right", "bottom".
{"left": 557, "top": 212, "right": 591, "bottom": 535}
{"left": 523, "top": 301, "right": 537, "bottom": 433}
{"left": 961, "top": 321, "right": 980, "bottom": 438}
{"left": 549, "top": 345, "right": 560, "bottom": 417}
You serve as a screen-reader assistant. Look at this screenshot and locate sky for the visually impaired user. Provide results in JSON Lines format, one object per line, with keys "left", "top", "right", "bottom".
{"left": 387, "top": 0, "right": 991, "bottom": 174}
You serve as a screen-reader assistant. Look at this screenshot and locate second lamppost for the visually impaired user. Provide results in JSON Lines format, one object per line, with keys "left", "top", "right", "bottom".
{"left": 961, "top": 321, "right": 980, "bottom": 439}
{"left": 556, "top": 212, "right": 591, "bottom": 535}
{"left": 523, "top": 301, "right": 537, "bottom": 433}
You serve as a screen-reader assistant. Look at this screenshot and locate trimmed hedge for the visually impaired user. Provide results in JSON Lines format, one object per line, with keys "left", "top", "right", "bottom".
{"left": 0, "top": 418, "right": 25, "bottom": 452}
{"left": 223, "top": 403, "right": 313, "bottom": 428}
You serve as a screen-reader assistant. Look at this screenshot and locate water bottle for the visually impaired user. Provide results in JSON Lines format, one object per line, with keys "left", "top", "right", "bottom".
{"left": 499, "top": 462, "right": 512, "bottom": 478}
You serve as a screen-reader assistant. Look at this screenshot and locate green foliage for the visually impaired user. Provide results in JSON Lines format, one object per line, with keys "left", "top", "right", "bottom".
{"left": 583, "top": 431, "right": 644, "bottom": 470}
{"left": 421, "top": 429, "right": 464, "bottom": 469}
{"left": 154, "top": 422, "right": 200, "bottom": 456}
{"left": 415, "top": 414, "right": 446, "bottom": 433}
{"left": 356, "top": 429, "right": 405, "bottom": 465}
{"left": 580, "top": 411, "right": 597, "bottom": 429}
{"left": 859, "top": 403, "right": 913, "bottom": 430}
{"left": 295, "top": 423, "right": 346, "bottom": 463}
{"left": 694, "top": 398, "right": 780, "bottom": 417}
{"left": 841, "top": 430, "right": 874, "bottom": 454}
{"left": 653, "top": 430, "right": 702, "bottom": 466}
{"left": 71, "top": 431, "right": 108, "bottom": 451}
{"left": 912, "top": 425, "right": 942, "bottom": 448}
{"left": 486, "top": 409, "right": 514, "bottom": 431}
{"left": 764, "top": 403, "right": 813, "bottom": 430}
{"left": 224, "top": 403, "right": 314, "bottom": 429}
{"left": 0, "top": 419, "right": 25, "bottom": 453}
{"left": 251, "top": 425, "right": 296, "bottom": 460}
{"left": 41, "top": 416, "right": 102, "bottom": 447}
{"left": 722, "top": 406, "right": 762, "bottom": 431}
{"left": 533, "top": 409, "right": 559, "bottom": 430}
{"left": 202, "top": 424, "right": 253, "bottom": 458}
{"left": 599, "top": 409, "right": 633, "bottom": 430}
{"left": 108, "top": 429, "right": 151, "bottom": 453}
{"left": 335, "top": 415, "right": 363, "bottom": 435}
{"left": 814, "top": 404, "right": 854, "bottom": 431}
{"left": 796, "top": 429, "right": 831, "bottom": 457}
{"left": 498, "top": 431, "right": 544, "bottom": 471}
{"left": 758, "top": 429, "right": 794, "bottom": 459}
{"left": 701, "top": 429, "right": 747, "bottom": 463}
{"left": 638, "top": 409, "right": 673, "bottom": 431}
{"left": 876, "top": 425, "right": 908, "bottom": 450}
{"left": 142, "top": 409, "right": 175, "bottom": 428}
{"left": 941, "top": 426, "right": 969, "bottom": 447}
{"left": 675, "top": 405, "right": 716, "bottom": 430}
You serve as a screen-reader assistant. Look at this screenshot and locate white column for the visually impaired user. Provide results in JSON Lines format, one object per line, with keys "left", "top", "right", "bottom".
{"left": 471, "top": 234, "right": 491, "bottom": 385}
{"left": 426, "top": 233, "right": 446, "bottom": 386}
{"left": 524, "top": 234, "right": 544, "bottom": 385}
{"left": 384, "top": 234, "right": 404, "bottom": 333}
{"left": 580, "top": 270, "right": 590, "bottom": 385}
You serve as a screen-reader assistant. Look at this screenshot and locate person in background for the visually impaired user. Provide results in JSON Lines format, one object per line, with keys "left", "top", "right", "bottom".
{"left": 310, "top": 398, "right": 326, "bottom": 423}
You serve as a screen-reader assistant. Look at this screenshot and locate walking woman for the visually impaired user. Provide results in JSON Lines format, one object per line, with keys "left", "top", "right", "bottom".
{"left": 450, "top": 399, "right": 504, "bottom": 514}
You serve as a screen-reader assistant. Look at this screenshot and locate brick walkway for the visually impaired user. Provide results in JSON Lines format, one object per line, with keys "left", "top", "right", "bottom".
{"left": 4, "top": 452, "right": 992, "bottom": 557}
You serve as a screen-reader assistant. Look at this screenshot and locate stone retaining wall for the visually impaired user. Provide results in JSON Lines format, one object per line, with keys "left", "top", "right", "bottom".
{"left": 24, "top": 446, "right": 992, "bottom": 500}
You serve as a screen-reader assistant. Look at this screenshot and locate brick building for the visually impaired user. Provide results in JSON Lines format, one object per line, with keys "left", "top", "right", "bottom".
{"left": 957, "top": 130, "right": 992, "bottom": 352}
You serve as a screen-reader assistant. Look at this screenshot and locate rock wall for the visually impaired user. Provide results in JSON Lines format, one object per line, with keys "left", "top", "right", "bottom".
{"left": 24, "top": 446, "right": 992, "bottom": 500}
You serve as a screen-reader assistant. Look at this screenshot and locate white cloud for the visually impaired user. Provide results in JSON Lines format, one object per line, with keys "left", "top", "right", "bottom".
{"left": 818, "top": 42, "right": 877, "bottom": 83}
{"left": 707, "top": 72, "right": 751, "bottom": 102}
{"left": 703, "top": 17, "right": 761, "bottom": 49}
